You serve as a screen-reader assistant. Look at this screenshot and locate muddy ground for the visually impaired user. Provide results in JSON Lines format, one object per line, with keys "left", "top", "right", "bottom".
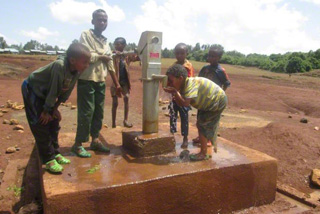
{"left": 0, "top": 54, "right": 319, "bottom": 213}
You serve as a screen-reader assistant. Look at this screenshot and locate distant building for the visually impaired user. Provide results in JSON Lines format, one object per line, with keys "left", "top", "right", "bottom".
{"left": 4, "top": 48, "right": 19, "bottom": 54}
{"left": 30, "top": 49, "right": 41, "bottom": 55}
{"left": 23, "top": 50, "right": 31, "bottom": 55}
{"left": 0, "top": 49, "right": 4, "bottom": 54}
{"left": 57, "top": 50, "right": 66, "bottom": 55}
{"left": 46, "top": 50, "right": 57, "bottom": 55}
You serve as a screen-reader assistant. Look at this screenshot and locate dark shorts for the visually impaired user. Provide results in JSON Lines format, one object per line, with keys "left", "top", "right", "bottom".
{"left": 110, "top": 83, "right": 130, "bottom": 97}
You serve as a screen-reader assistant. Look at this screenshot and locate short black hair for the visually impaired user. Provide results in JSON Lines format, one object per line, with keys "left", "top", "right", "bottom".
{"left": 66, "top": 43, "right": 91, "bottom": 59}
{"left": 209, "top": 46, "right": 224, "bottom": 57}
{"left": 92, "top": 9, "right": 107, "bottom": 19}
{"left": 114, "top": 37, "right": 127, "bottom": 45}
{"left": 174, "top": 43, "right": 188, "bottom": 53}
{"left": 166, "top": 64, "right": 187, "bottom": 78}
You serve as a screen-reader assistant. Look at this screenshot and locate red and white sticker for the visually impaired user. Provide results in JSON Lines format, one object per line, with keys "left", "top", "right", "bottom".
{"left": 150, "top": 52, "right": 160, "bottom": 58}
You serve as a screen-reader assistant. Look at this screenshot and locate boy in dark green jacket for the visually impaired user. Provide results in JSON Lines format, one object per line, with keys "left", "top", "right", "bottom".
{"left": 22, "top": 43, "right": 91, "bottom": 173}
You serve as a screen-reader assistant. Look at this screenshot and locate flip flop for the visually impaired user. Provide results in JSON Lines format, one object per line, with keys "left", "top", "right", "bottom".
{"left": 45, "top": 159, "right": 63, "bottom": 173}
{"left": 71, "top": 145, "right": 92, "bottom": 158}
{"left": 55, "top": 154, "right": 71, "bottom": 164}
{"left": 90, "top": 141, "right": 110, "bottom": 153}
{"left": 189, "top": 153, "right": 212, "bottom": 162}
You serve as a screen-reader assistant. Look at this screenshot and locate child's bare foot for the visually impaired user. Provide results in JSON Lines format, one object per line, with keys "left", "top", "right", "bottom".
{"left": 123, "top": 120, "right": 133, "bottom": 128}
{"left": 181, "top": 136, "right": 188, "bottom": 149}
{"left": 192, "top": 136, "right": 199, "bottom": 144}
{"left": 195, "top": 141, "right": 212, "bottom": 147}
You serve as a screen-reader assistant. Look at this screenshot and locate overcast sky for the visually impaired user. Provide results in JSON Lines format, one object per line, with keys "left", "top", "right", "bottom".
{"left": 1, "top": 0, "right": 320, "bottom": 54}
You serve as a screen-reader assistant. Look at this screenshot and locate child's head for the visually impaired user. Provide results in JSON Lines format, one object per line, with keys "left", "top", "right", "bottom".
{"left": 174, "top": 43, "right": 188, "bottom": 64}
{"left": 66, "top": 43, "right": 91, "bottom": 73}
{"left": 208, "top": 46, "right": 224, "bottom": 66}
{"left": 166, "top": 64, "right": 188, "bottom": 91}
{"left": 114, "top": 37, "right": 127, "bottom": 52}
{"left": 92, "top": 9, "right": 108, "bottom": 32}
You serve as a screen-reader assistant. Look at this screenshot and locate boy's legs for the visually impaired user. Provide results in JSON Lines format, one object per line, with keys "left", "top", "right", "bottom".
{"left": 73, "top": 80, "right": 95, "bottom": 157}
{"left": 90, "top": 82, "right": 110, "bottom": 153}
{"left": 49, "top": 119, "right": 71, "bottom": 164}
{"left": 169, "top": 101, "right": 178, "bottom": 133}
{"left": 192, "top": 110, "right": 200, "bottom": 144}
{"left": 122, "top": 84, "right": 132, "bottom": 128}
{"left": 30, "top": 123, "right": 56, "bottom": 164}
{"left": 111, "top": 95, "right": 118, "bottom": 128}
{"left": 49, "top": 118, "right": 61, "bottom": 155}
{"left": 178, "top": 106, "right": 190, "bottom": 148}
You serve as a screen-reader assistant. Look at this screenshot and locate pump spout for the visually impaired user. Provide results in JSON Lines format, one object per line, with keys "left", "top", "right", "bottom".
{"left": 151, "top": 74, "right": 167, "bottom": 88}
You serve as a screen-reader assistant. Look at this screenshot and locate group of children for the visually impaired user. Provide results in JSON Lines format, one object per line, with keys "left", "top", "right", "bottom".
{"left": 22, "top": 9, "right": 231, "bottom": 173}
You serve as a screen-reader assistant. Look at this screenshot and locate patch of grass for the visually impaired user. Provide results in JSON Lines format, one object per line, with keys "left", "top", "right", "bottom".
{"left": 298, "top": 70, "right": 320, "bottom": 78}
{"left": 6, "top": 185, "right": 24, "bottom": 197}
{"left": 86, "top": 164, "right": 101, "bottom": 174}
{"left": 261, "top": 75, "right": 280, "bottom": 80}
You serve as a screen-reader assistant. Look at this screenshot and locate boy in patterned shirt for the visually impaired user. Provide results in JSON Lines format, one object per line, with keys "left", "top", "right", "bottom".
{"left": 164, "top": 64, "right": 227, "bottom": 161}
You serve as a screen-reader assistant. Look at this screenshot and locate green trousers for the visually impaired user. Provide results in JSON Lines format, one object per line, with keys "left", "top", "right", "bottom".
{"left": 75, "top": 79, "right": 106, "bottom": 143}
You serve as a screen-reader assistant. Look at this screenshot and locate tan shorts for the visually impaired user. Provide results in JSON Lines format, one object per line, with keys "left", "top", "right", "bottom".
{"left": 110, "top": 84, "right": 130, "bottom": 97}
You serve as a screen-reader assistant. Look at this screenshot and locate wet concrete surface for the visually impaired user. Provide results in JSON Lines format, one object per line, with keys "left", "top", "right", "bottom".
{"left": 46, "top": 135, "right": 254, "bottom": 192}
{"left": 41, "top": 126, "right": 277, "bottom": 214}
{"left": 24, "top": 105, "right": 277, "bottom": 213}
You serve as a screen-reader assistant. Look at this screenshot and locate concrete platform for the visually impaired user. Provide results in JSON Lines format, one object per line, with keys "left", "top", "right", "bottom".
{"left": 41, "top": 131, "right": 277, "bottom": 214}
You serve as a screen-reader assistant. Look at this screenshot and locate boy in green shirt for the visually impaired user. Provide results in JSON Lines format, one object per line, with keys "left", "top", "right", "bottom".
{"left": 164, "top": 64, "right": 227, "bottom": 161}
{"left": 22, "top": 43, "right": 91, "bottom": 173}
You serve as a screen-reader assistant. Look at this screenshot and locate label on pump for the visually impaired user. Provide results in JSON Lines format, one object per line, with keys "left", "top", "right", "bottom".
{"left": 150, "top": 52, "right": 160, "bottom": 58}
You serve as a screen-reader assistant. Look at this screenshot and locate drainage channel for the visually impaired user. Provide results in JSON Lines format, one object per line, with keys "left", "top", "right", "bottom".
{"left": 277, "top": 189, "right": 317, "bottom": 210}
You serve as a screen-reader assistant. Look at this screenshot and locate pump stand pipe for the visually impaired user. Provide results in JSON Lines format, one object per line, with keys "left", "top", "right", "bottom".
{"left": 142, "top": 74, "right": 167, "bottom": 134}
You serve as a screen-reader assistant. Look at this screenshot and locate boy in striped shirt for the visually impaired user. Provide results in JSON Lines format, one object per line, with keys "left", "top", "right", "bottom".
{"left": 164, "top": 64, "right": 227, "bottom": 161}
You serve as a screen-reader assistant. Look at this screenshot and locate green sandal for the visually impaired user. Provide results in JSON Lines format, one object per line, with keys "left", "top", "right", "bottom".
{"left": 90, "top": 141, "right": 110, "bottom": 153}
{"left": 55, "top": 154, "right": 71, "bottom": 164}
{"left": 71, "top": 145, "right": 92, "bottom": 158}
{"left": 45, "top": 159, "right": 63, "bottom": 173}
{"left": 189, "top": 153, "right": 212, "bottom": 162}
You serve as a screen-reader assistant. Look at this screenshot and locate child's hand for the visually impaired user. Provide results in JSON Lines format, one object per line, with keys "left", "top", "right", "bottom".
{"left": 53, "top": 109, "right": 62, "bottom": 122}
{"left": 39, "top": 112, "right": 53, "bottom": 125}
{"left": 163, "top": 87, "right": 177, "bottom": 94}
{"left": 116, "top": 86, "right": 123, "bottom": 98}
{"left": 100, "top": 55, "right": 112, "bottom": 63}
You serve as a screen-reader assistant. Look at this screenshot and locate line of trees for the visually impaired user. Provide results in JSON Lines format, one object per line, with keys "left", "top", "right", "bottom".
{"left": 162, "top": 43, "right": 320, "bottom": 74}
{"left": 0, "top": 37, "right": 65, "bottom": 51}
{"left": 2, "top": 36, "right": 320, "bottom": 74}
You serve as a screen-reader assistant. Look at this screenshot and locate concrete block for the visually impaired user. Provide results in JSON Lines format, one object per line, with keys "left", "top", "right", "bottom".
{"left": 122, "top": 131, "right": 175, "bottom": 157}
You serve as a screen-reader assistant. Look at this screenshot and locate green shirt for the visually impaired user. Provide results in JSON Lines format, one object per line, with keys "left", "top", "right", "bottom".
{"left": 79, "top": 29, "right": 115, "bottom": 82}
{"left": 27, "top": 56, "right": 80, "bottom": 112}
{"left": 182, "top": 77, "right": 226, "bottom": 111}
